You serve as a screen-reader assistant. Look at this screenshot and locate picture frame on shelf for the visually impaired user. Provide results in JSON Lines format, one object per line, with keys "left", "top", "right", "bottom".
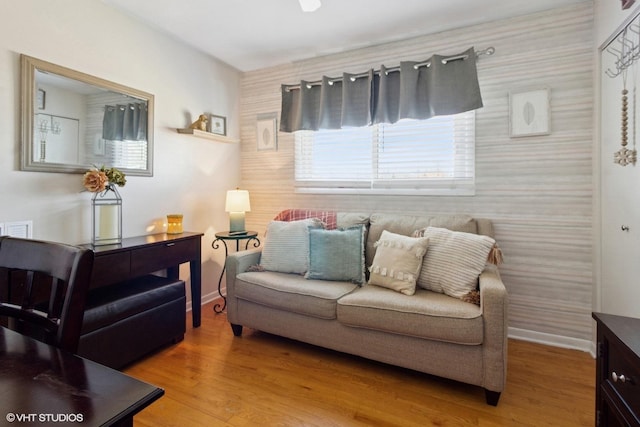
{"left": 509, "top": 88, "right": 550, "bottom": 138}
{"left": 209, "top": 114, "right": 227, "bottom": 136}
{"left": 256, "top": 114, "right": 277, "bottom": 151}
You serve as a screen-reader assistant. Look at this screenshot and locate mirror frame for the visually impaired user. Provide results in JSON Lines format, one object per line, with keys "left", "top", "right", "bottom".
{"left": 20, "top": 54, "right": 154, "bottom": 176}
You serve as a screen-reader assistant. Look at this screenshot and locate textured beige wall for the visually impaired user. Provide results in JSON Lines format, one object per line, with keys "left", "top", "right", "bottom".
{"left": 239, "top": 4, "right": 595, "bottom": 347}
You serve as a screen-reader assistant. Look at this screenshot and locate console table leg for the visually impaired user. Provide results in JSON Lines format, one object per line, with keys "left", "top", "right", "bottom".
{"left": 190, "top": 257, "right": 202, "bottom": 327}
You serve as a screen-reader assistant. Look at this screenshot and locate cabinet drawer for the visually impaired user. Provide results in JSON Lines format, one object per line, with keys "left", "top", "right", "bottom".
{"left": 130, "top": 239, "right": 198, "bottom": 276}
{"left": 602, "top": 383, "right": 636, "bottom": 427}
{"left": 606, "top": 338, "right": 640, "bottom": 420}
{"left": 91, "top": 252, "right": 131, "bottom": 289}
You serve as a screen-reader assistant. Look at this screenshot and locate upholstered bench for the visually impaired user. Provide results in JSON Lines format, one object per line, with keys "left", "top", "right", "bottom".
{"left": 78, "top": 274, "right": 186, "bottom": 369}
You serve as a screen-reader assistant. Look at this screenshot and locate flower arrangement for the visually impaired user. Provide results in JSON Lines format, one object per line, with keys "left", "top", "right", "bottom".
{"left": 83, "top": 165, "right": 126, "bottom": 193}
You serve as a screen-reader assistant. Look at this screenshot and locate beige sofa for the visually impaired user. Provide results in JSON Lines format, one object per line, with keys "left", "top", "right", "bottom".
{"left": 225, "top": 212, "right": 508, "bottom": 405}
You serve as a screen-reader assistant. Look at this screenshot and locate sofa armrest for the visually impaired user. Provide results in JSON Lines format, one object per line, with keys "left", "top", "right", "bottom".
{"left": 479, "top": 264, "right": 508, "bottom": 393}
{"left": 225, "top": 248, "right": 262, "bottom": 322}
{"left": 225, "top": 248, "right": 262, "bottom": 277}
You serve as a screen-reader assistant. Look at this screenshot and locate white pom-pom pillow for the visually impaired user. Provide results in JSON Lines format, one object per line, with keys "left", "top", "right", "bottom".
{"left": 367, "top": 230, "right": 429, "bottom": 295}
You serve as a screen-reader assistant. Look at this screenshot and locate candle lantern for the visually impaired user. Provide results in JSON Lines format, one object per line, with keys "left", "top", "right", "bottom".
{"left": 92, "top": 184, "right": 122, "bottom": 246}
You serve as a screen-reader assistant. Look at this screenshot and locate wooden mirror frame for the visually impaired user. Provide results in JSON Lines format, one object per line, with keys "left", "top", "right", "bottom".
{"left": 20, "top": 55, "right": 154, "bottom": 176}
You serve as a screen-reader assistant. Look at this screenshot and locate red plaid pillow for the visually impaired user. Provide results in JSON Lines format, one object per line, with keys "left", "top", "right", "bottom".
{"left": 273, "top": 209, "right": 338, "bottom": 230}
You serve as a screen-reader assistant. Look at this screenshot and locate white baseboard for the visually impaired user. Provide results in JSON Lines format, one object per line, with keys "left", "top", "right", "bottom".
{"left": 509, "top": 327, "right": 596, "bottom": 357}
{"left": 186, "top": 291, "right": 221, "bottom": 313}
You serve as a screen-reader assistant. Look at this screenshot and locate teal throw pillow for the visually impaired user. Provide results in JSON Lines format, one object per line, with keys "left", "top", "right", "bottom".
{"left": 306, "top": 225, "right": 366, "bottom": 284}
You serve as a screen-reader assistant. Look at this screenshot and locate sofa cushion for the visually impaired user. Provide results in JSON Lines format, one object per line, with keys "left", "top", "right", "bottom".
{"left": 366, "top": 213, "right": 478, "bottom": 267}
{"left": 367, "top": 230, "right": 429, "bottom": 295}
{"left": 414, "top": 226, "right": 496, "bottom": 298}
{"left": 306, "top": 225, "right": 366, "bottom": 284}
{"left": 337, "top": 285, "right": 483, "bottom": 345}
{"left": 235, "top": 271, "right": 359, "bottom": 319}
{"left": 260, "top": 218, "right": 324, "bottom": 274}
{"left": 336, "top": 212, "right": 370, "bottom": 229}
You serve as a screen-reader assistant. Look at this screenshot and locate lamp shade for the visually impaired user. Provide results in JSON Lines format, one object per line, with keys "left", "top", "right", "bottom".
{"left": 225, "top": 189, "right": 251, "bottom": 213}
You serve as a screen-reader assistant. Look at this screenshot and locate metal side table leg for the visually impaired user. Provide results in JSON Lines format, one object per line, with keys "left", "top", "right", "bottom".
{"left": 212, "top": 237, "right": 229, "bottom": 314}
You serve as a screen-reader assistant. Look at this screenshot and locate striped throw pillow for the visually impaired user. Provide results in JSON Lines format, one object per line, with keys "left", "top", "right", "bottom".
{"left": 260, "top": 218, "right": 324, "bottom": 274}
{"left": 415, "top": 226, "right": 495, "bottom": 299}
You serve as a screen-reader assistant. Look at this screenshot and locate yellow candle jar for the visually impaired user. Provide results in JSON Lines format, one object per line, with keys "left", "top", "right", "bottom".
{"left": 166, "top": 214, "right": 183, "bottom": 234}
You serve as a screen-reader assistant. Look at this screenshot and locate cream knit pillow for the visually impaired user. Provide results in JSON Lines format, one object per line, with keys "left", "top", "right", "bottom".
{"left": 415, "top": 226, "right": 495, "bottom": 298}
{"left": 367, "top": 230, "right": 429, "bottom": 296}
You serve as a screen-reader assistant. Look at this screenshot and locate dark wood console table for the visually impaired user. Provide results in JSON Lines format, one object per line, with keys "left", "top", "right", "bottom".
{"left": 83, "top": 232, "right": 203, "bottom": 328}
{"left": 593, "top": 312, "right": 640, "bottom": 426}
{"left": 0, "top": 325, "right": 163, "bottom": 426}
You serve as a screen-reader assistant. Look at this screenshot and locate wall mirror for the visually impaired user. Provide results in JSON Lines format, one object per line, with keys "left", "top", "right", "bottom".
{"left": 20, "top": 55, "right": 154, "bottom": 176}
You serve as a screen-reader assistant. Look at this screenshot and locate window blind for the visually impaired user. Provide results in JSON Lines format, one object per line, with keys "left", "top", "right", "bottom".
{"left": 295, "top": 111, "right": 475, "bottom": 195}
{"left": 106, "top": 140, "right": 148, "bottom": 170}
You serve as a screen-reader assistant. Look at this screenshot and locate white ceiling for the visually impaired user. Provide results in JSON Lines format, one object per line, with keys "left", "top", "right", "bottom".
{"left": 102, "top": 0, "right": 590, "bottom": 72}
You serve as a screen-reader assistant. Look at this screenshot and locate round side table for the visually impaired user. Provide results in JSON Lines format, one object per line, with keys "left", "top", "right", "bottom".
{"left": 212, "top": 231, "right": 260, "bottom": 313}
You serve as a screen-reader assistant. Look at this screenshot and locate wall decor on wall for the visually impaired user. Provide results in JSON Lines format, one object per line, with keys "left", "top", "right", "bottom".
{"left": 37, "top": 88, "right": 45, "bottom": 110}
{"left": 509, "top": 88, "right": 550, "bottom": 137}
{"left": 603, "top": 13, "right": 640, "bottom": 166}
{"left": 257, "top": 114, "right": 278, "bottom": 151}
{"left": 209, "top": 114, "right": 227, "bottom": 136}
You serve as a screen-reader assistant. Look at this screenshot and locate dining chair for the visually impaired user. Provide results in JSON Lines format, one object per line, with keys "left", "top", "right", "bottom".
{"left": 0, "top": 236, "right": 94, "bottom": 353}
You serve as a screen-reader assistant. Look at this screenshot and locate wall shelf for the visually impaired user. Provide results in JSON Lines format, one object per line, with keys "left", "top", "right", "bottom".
{"left": 176, "top": 128, "right": 238, "bottom": 143}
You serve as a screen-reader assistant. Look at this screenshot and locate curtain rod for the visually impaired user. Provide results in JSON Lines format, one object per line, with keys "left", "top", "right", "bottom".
{"left": 284, "top": 46, "right": 495, "bottom": 92}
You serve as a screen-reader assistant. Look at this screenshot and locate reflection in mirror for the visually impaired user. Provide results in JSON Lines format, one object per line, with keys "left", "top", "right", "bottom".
{"left": 21, "top": 55, "right": 154, "bottom": 176}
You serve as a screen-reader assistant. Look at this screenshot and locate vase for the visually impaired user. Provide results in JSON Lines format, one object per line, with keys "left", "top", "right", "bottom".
{"left": 92, "top": 184, "right": 122, "bottom": 246}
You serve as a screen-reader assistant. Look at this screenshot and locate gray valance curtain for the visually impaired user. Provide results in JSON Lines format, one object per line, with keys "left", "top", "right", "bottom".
{"left": 280, "top": 47, "right": 483, "bottom": 132}
{"left": 102, "top": 103, "right": 147, "bottom": 141}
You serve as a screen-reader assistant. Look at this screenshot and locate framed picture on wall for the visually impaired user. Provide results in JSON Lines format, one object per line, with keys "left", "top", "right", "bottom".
{"left": 509, "top": 88, "right": 550, "bottom": 137}
{"left": 209, "top": 114, "right": 227, "bottom": 136}
{"left": 257, "top": 114, "right": 278, "bottom": 151}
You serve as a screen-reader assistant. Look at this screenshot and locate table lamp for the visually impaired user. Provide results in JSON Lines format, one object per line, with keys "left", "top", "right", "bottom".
{"left": 225, "top": 189, "right": 251, "bottom": 233}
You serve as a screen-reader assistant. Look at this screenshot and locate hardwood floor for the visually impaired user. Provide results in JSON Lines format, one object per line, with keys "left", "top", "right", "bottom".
{"left": 125, "top": 302, "right": 595, "bottom": 426}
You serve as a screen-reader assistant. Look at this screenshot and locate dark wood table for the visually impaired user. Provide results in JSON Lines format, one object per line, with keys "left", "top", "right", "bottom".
{"left": 0, "top": 326, "right": 163, "bottom": 426}
{"left": 592, "top": 312, "right": 640, "bottom": 427}
{"left": 83, "top": 232, "right": 203, "bottom": 327}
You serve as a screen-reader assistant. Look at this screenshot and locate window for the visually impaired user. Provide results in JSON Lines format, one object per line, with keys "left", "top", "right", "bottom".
{"left": 295, "top": 111, "right": 475, "bottom": 195}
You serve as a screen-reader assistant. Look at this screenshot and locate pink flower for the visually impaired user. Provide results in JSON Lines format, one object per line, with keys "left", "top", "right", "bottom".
{"left": 83, "top": 170, "right": 108, "bottom": 193}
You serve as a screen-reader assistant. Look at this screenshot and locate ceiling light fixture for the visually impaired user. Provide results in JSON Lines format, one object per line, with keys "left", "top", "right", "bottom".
{"left": 298, "top": 0, "right": 321, "bottom": 12}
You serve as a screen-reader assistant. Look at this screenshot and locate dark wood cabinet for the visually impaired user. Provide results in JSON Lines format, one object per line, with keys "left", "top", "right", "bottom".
{"left": 83, "top": 232, "right": 203, "bottom": 327}
{"left": 593, "top": 312, "right": 640, "bottom": 427}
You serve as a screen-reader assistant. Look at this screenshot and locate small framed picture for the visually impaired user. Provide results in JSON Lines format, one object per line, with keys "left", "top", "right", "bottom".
{"left": 37, "top": 88, "right": 46, "bottom": 110}
{"left": 257, "top": 115, "right": 277, "bottom": 151}
{"left": 509, "top": 88, "right": 550, "bottom": 137}
{"left": 209, "top": 114, "right": 227, "bottom": 136}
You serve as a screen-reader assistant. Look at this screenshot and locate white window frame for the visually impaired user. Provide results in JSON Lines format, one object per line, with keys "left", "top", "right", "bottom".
{"left": 294, "top": 111, "right": 476, "bottom": 196}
